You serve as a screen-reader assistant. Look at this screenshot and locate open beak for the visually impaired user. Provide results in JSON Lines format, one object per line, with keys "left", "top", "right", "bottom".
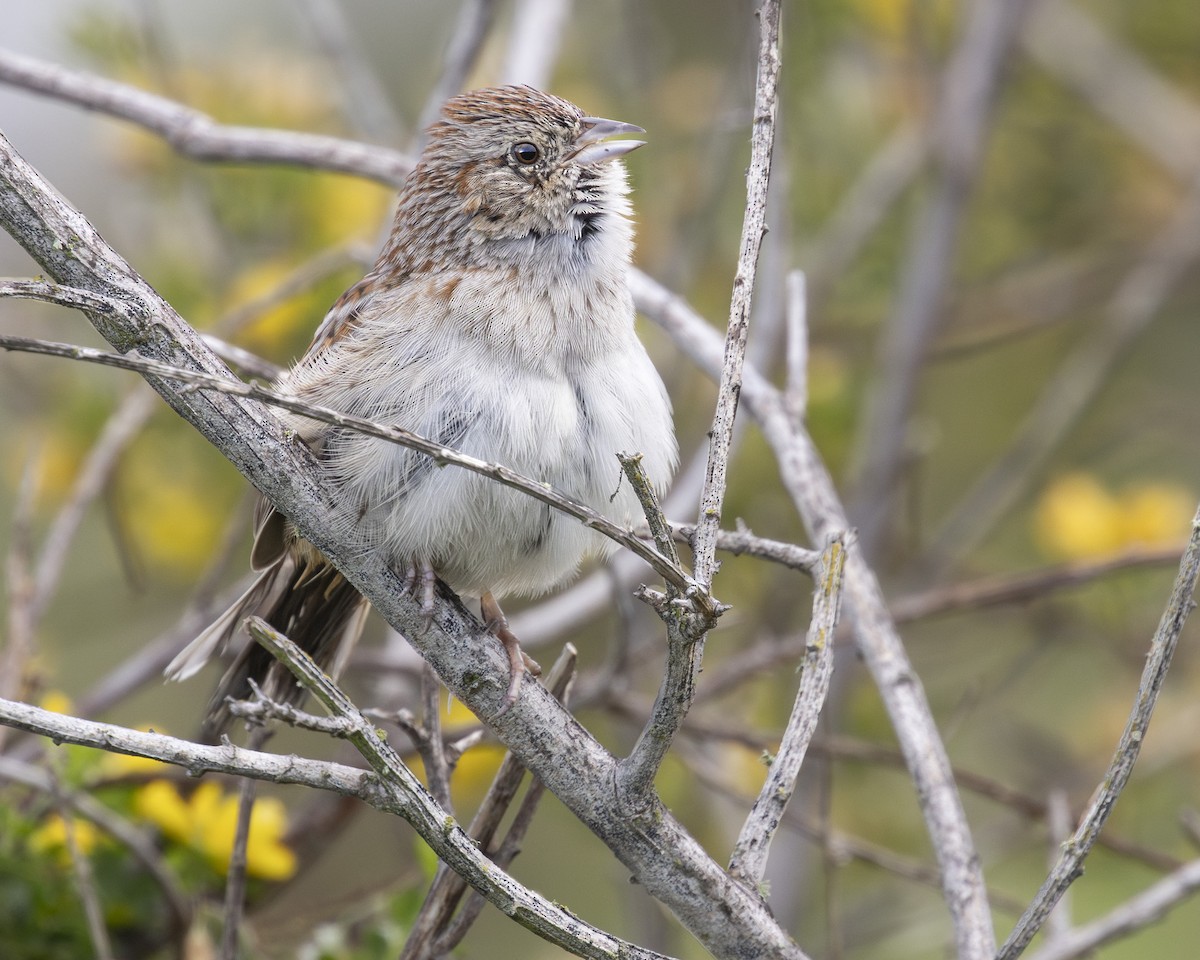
{"left": 573, "top": 116, "right": 646, "bottom": 165}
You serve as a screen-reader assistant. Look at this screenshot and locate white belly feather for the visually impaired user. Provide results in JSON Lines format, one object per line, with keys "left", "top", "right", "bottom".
{"left": 283, "top": 267, "right": 676, "bottom": 599}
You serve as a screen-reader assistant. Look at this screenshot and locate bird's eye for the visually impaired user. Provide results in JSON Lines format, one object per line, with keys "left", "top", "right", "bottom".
{"left": 510, "top": 142, "right": 540, "bottom": 165}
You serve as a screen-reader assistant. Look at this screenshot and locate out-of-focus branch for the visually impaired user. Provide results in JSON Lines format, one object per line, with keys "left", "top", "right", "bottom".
{"left": 800, "top": 126, "right": 925, "bottom": 302}
{"left": 214, "top": 241, "right": 373, "bottom": 339}
{"left": 30, "top": 387, "right": 158, "bottom": 627}
{"left": 1023, "top": 0, "right": 1200, "bottom": 182}
{"left": 892, "top": 544, "right": 1187, "bottom": 623}
{"left": 45, "top": 757, "right": 115, "bottom": 960}
{"left": 500, "top": 0, "right": 571, "bottom": 90}
{"left": 0, "top": 754, "right": 191, "bottom": 932}
{"left": 0, "top": 48, "right": 413, "bottom": 186}
{"left": 416, "top": 0, "right": 501, "bottom": 135}
{"left": 1, "top": 461, "right": 37, "bottom": 708}
{"left": 0, "top": 694, "right": 671, "bottom": 960}
{"left": 999, "top": 503, "right": 1200, "bottom": 958}
{"left": 783, "top": 269, "right": 808, "bottom": 423}
{"left": 300, "top": 0, "right": 405, "bottom": 143}
{"left": 1022, "top": 857, "right": 1200, "bottom": 960}
{"left": 925, "top": 166, "right": 1200, "bottom": 575}
{"left": 849, "top": 0, "right": 1035, "bottom": 558}
{"left": 633, "top": 268, "right": 996, "bottom": 959}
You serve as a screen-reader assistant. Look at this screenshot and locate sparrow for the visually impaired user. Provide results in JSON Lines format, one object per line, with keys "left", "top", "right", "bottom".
{"left": 166, "top": 85, "right": 677, "bottom": 736}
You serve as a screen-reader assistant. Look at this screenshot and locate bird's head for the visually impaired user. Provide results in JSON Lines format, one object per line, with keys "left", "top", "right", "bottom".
{"left": 402, "top": 85, "right": 643, "bottom": 259}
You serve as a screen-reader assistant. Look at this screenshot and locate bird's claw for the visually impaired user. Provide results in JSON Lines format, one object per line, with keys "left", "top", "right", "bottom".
{"left": 481, "top": 591, "right": 539, "bottom": 716}
{"left": 401, "top": 559, "right": 439, "bottom": 634}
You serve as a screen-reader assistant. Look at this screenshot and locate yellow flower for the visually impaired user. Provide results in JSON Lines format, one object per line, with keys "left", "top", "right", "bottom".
{"left": 448, "top": 743, "right": 506, "bottom": 800}
{"left": 307, "top": 173, "right": 390, "bottom": 245}
{"left": 39, "top": 690, "right": 74, "bottom": 715}
{"left": 30, "top": 815, "right": 102, "bottom": 863}
{"left": 1034, "top": 473, "right": 1124, "bottom": 560}
{"left": 1118, "top": 483, "right": 1193, "bottom": 548}
{"left": 134, "top": 779, "right": 194, "bottom": 841}
{"left": 853, "top": 0, "right": 910, "bottom": 40}
{"left": 32, "top": 437, "right": 84, "bottom": 506}
{"left": 224, "top": 258, "right": 312, "bottom": 354}
{"left": 119, "top": 450, "right": 226, "bottom": 578}
{"left": 440, "top": 696, "right": 481, "bottom": 731}
{"left": 134, "top": 780, "right": 296, "bottom": 881}
{"left": 808, "top": 347, "right": 849, "bottom": 407}
{"left": 239, "top": 796, "right": 298, "bottom": 881}
{"left": 1035, "top": 474, "right": 1194, "bottom": 560}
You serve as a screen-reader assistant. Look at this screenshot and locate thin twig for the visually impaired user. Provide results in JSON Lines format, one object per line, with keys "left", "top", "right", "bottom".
{"left": 201, "top": 334, "right": 285, "bottom": 381}
{"left": 0, "top": 755, "right": 191, "bottom": 932}
{"left": 31, "top": 386, "right": 158, "bottom": 626}
{"left": 244, "top": 619, "right": 672, "bottom": 960}
{"left": 691, "top": 0, "right": 781, "bottom": 587}
{"left": 1022, "top": 857, "right": 1200, "bottom": 960}
{"left": 227, "top": 689, "right": 355, "bottom": 736}
{"left": 614, "top": 456, "right": 723, "bottom": 803}
{"left": 46, "top": 755, "right": 114, "bottom": 960}
{"left": 1, "top": 458, "right": 38, "bottom": 709}
{"left": 849, "top": 0, "right": 1035, "bottom": 559}
{"left": 416, "top": 0, "right": 501, "bottom": 136}
{"left": 728, "top": 533, "right": 848, "bottom": 884}
{"left": 649, "top": 520, "right": 820, "bottom": 573}
{"left": 998, "top": 503, "right": 1200, "bottom": 959}
{"left": 633, "top": 267, "right": 996, "bottom": 958}
{"left": 221, "top": 725, "right": 270, "bottom": 960}
{"left": 0, "top": 321, "right": 707, "bottom": 610}
{"left": 619, "top": 454, "right": 682, "bottom": 570}
{"left": 404, "top": 646, "right": 578, "bottom": 958}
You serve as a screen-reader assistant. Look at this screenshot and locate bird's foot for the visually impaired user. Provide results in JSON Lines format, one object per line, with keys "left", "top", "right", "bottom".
{"left": 401, "top": 559, "right": 438, "bottom": 632}
{"left": 481, "top": 590, "right": 541, "bottom": 715}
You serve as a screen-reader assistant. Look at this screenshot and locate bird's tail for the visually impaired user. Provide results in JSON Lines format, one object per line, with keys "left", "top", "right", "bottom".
{"left": 166, "top": 554, "right": 369, "bottom": 741}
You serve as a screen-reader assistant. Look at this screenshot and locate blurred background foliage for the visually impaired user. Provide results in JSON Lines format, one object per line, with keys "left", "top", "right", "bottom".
{"left": 2, "top": 0, "right": 1200, "bottom": 958}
